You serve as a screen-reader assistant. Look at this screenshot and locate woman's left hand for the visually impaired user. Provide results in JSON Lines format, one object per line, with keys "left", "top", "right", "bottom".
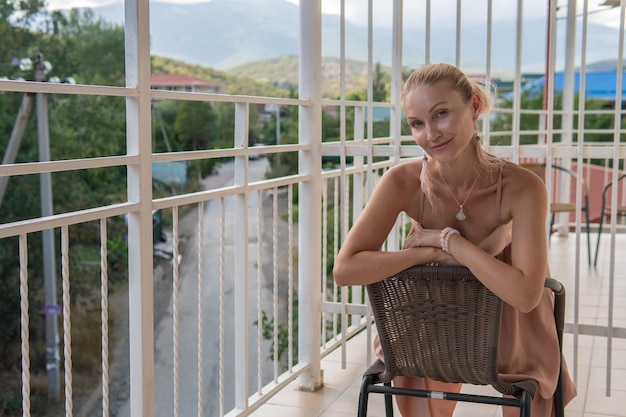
{"left": 403, "top": 219, "right": 439, "bottom": 249}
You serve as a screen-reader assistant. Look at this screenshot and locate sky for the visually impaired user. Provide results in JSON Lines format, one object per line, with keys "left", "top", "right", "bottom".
{"left": 44, "top": 0, "right": 623, "bottom": 30}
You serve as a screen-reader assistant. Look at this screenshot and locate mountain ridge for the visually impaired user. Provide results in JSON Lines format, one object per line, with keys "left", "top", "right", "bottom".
{"left": 86, "top": 0, "right": 623, "bottom": 77}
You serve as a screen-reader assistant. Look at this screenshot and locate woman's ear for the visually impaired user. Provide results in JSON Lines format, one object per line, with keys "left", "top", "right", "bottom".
{"left": 471, "top": 94, "right": 482, "bottom": 120}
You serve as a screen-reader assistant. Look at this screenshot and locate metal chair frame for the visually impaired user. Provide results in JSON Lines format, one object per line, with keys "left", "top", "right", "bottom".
{"left": 593, "top": 173, "right": 626, "bottom": 266}
{"left": 521, "top": 163, "right": 591, "bottom": 265}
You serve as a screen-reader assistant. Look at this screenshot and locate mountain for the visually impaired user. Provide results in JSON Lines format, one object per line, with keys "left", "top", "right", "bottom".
{"left": 88, "top": 0, "right": 622, "bottom": 78}
{"left": 227, "top": 56, "right": 383, "bottom": 97}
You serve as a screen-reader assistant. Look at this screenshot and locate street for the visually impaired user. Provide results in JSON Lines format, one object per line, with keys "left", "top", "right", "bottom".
{"left": 116, "top": 157, "right": 285, "bottom": 417}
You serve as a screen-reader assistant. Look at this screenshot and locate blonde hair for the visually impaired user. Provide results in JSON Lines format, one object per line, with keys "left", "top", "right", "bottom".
{"left": 402, "top": 63, "right": 503, "bottom": 210}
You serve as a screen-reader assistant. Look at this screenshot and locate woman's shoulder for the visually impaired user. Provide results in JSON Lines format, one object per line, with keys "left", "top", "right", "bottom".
{"left": 501, "top": 161, "right": 548, "bottom": 199}
{"left": 382, "top": 158, "right": 422, "bottom": 185}
{"left": 503, "top": 161, "right": 547, "bottom": 186}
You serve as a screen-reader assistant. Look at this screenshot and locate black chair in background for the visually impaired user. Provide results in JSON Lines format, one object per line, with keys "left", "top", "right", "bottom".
{"left": 521, "top": 163, "right": 591, "bottom": 265}
{"left": 593, "top": 173, "right": 626, "bottom": 266}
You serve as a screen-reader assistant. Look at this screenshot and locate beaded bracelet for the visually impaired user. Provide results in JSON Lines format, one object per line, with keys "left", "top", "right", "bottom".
{"left": 440, "top": 227, "right": 460, "bottom": 254}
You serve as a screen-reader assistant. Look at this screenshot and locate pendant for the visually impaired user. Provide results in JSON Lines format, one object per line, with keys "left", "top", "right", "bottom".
{"left": 456, "top": 208, "right": 466, "bottom": 221}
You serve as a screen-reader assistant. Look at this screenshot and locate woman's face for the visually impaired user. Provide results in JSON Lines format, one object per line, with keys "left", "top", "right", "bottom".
{"left": 403, "top": 82, "right": 480, "bottom": 163}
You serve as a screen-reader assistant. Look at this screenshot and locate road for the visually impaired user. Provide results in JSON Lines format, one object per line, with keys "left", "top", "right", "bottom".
{"left": 115, "top": 157, "right": 284, "bottom": 417}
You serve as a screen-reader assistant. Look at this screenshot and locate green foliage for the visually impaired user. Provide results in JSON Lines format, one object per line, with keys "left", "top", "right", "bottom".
{"left": 254, "top": 291, "right": 299, "bottom": 372}
{"left": 491, "top": 89, "right": 625, "bottom": 146}
{"left": 152, "top": 55, "right": 289, "bottom": 97}
{"left": 175, "top": 100, "right": 218, "bottom": 150}
{"left": 0, "top": 0, "right": 45, "bottom": 23}
{"left": 255, "top": 310, "right": 292, "bottom": 365}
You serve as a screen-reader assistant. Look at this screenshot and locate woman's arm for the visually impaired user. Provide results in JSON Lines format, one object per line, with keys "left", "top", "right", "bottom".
{"left": 333, "top": 164, "right": 443, "bottom": 286}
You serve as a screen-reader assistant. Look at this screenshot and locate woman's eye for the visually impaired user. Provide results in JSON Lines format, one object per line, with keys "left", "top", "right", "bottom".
{"left": 410, "top": 120, "right": 423, "bottom": 128}
{"left": 435, "top": 110, "right": 447, "bottom": 118}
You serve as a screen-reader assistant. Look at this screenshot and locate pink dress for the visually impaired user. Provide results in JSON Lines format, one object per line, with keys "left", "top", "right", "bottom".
{"left": 375, "top": 168, "right": 577, "bottom": 417}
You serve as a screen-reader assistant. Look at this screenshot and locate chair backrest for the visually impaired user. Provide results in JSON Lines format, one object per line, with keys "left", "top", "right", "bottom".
{"left": 367, "top": 266, "right": 502, "bottom": 386}
{"left": 601, "top": 173, "right": 626, "bottom": 208}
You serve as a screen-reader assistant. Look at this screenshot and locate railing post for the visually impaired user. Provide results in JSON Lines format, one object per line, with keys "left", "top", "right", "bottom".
{"left": 297, "top": 0, "right": 323, "bottom": 392}
{"left": 234, "top": 101, "right": 250, "bottom": 409}
{"left": 125, "top": 0, "right": 155, "bottom": 416}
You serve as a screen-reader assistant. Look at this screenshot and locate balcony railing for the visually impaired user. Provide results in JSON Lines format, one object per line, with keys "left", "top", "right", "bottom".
{"left": 1, "top": 0, "right": 626, "bottom": 416}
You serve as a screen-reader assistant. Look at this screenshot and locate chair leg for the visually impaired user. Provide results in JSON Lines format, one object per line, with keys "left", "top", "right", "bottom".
{"left": 519, "top": 390, "right": 533, "bottom": 417}
{"left": 383, "top": 381, "right": 394, "bottom": 417}
{"left": 585, "top": 207, "right": 591, "bottom": 266}
{"left": 358, "top": 374, "right": 375, "bottom": 417}
{"left": 594, "top": 215, "right": 604, "bottom": 266}
{"left": 554, "top": 365, "right": 565, "bottom": 417}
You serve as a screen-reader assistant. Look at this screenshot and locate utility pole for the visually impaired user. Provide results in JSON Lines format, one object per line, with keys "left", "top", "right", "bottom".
{"left": 0, "top": 93, "right": 33, "bottom": 203}
{"left": 0, "top": 53, "right": 61, "bottom": 399}
{"left": 34, "top": 52, "right": 61, "bottom": 401}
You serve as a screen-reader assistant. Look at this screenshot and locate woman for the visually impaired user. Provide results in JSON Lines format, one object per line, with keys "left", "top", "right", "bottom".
{"left": 332, "top": 63, "right": 576, "bottom": 417}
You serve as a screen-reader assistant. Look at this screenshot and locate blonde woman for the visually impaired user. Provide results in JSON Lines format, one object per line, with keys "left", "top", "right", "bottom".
{"left": 333, "top": 63, "right": 576, "bottom": 417}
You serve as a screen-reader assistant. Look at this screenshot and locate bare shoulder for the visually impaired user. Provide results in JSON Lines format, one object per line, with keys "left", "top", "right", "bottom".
{"left": 501, "top": 161, "right": 548, "bottom": 212}
{"left": 503, "top": 161, "right": 547, "bottom": 191}
{"left": 379, "top": 159, "right": 422, "bottom": 189}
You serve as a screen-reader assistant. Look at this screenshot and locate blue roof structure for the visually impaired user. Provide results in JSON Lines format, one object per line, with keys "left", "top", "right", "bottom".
{"left": 515, "top": 71, "right": 626, "bottom": 101}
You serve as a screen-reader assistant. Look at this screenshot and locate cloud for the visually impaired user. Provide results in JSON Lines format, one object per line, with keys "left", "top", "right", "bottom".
{"left": 291, "top": 0, "right": 622, "bottom": 30}
{"left": 47, "top": 0, "right": 623, "bottom": 30}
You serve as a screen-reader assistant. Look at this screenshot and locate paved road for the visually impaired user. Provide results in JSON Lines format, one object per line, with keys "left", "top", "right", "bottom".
{"left": 116, "top": 157, "right": 282, "bottom": 417}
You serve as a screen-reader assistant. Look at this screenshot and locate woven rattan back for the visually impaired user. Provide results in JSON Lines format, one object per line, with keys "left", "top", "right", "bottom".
{"left": 367, "top": 266, "right": 502, "bottom": 386}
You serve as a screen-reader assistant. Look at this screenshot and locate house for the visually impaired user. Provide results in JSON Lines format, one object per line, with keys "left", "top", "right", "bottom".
{"left": 150, "top": 74, "right": 221, "bottom": 94}
{"left": 515, "top": 71, "right": 626, "bottom": 106}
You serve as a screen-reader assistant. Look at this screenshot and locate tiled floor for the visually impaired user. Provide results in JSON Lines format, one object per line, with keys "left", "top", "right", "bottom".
{"left": 249, "top": 232, "right": 626, "bottom": 417}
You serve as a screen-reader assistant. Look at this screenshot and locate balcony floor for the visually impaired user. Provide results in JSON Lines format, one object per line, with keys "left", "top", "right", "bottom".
{"left": 249, "top": 232, "right": 626, "bottom": 417}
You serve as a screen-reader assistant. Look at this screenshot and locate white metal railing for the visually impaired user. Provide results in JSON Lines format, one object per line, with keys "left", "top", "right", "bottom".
{"left": 2, "top": 0, "right": 626, "bottom": 416}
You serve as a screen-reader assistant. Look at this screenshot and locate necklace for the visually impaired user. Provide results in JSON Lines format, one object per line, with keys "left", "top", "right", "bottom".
{"left": 440, "top": 170, "right": 481, "bottom": 221}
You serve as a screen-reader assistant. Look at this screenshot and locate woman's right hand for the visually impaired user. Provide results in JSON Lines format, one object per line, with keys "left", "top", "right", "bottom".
{"left": 403, "top": 219, "right": 440, "bottom": 249}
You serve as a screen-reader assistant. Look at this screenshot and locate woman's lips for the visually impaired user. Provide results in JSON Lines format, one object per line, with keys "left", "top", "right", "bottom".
{"left": 429, "top": 138, "right": 452, "bottom": 151}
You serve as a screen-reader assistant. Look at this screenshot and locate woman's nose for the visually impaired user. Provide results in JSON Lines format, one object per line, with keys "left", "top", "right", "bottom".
{"left": 425, "top": 123, "right": 441, "bottom": 141}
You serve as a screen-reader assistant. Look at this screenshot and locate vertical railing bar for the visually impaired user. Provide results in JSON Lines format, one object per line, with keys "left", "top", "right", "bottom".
{"left": 233, "top": 102, "right": 250, "bottom": 407}
{"left": 338, "top": 0, "right": 348, "bottom": 368}
{"left": 298, "top": 0, "right": 323, "bottom": 390}
{"left": 256, "top": 190, "right": 264, "bottom": 394}
{"left": 272, "top": 187, "right": 279, "bottom": 382}
{"left": 425, "top": 0, "right": 431, "bottom": 64}
{"left": 333, "top": 177, "right": 341, "bottom": 344}
{"left": 606, "top": 0, "right": 626, "bottom": 397}
{"left": 575, "top": 0, "right": 590, "bottom": 274}
{"left": 100, "top": 219, "right": 109, "bottom": 417}
{"left": 19, "top": 234, "right": 31, "bottom": 417}
{"left": 124, "top": 0, "right": 154, "bottom": 414}
{"left": 366, "top": 0, "right": 374, "bottom": 187}
{"left": 61, "top": 225, "right": 73, "bottom": 417}
{"left": 172, "top": 206, "right": 180, "bottom": 417}
{"left": 321, "top": 179, "right": 328, "bottom": 346}
{"left": 287, "top": 184, "right": 294, "bottom": 371}
{"left": 197, "top": 201, "right": 205, "bottom": 417}
{"left": 337, "top": 1, "right": 347, "bottom": 362}
{"left": 219, "top": 197, "right": 226, "bottom": 417}
{"left": 484, "top": 0, "right": 493, "bottom": 144}
{"left": 455, "top": 0, "right": 461, "bottom": 67}
{"left": 512, "top": 0, "right": 524, "bottom": 163}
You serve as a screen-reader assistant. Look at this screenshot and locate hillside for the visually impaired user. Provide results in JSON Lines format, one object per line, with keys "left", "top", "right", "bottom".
{"left": 152, "top": 55, "right": 385, "bottom": 99}
{"left": 228, "top": 56, "right": 386, "bottom": 98}
{"left": 151, "top": 56, "right": 290, "bottom": 97}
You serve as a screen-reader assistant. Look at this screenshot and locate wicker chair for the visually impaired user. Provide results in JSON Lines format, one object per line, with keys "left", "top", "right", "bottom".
{"left": 358, "top": 265, "right": 565, "bottom": 417}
